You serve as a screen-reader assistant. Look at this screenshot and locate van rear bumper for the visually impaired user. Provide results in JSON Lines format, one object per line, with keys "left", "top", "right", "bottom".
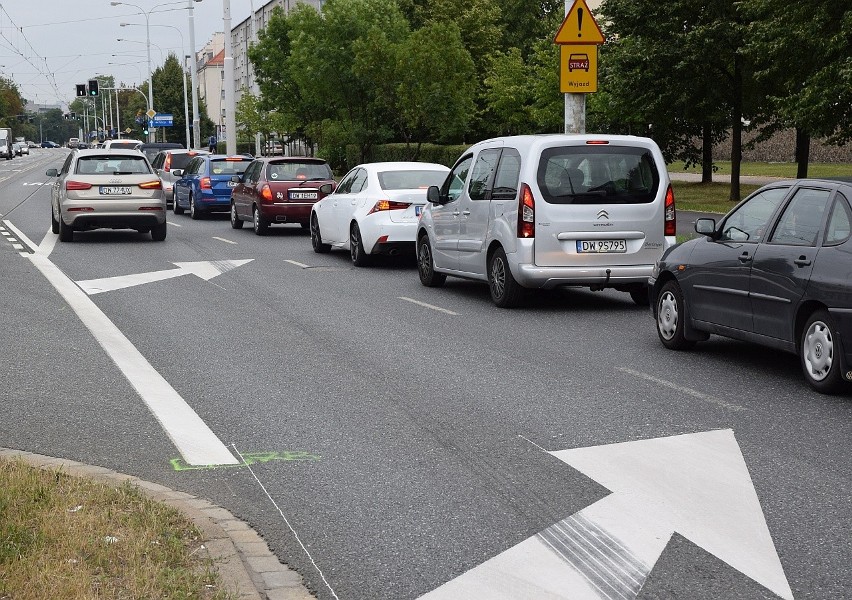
{"left": 512, "top": 262, "right": 654, "bottom": 289}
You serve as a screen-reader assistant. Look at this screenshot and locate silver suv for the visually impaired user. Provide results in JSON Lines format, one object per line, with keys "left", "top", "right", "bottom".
{"left": 418, "top": 134, "right": 676, "bottom": 307}
{"left": 47, "top": 149, "right": 167, "bottom": 242}
{"left": 151, "top": 149, "right": 210, "bottom": 205}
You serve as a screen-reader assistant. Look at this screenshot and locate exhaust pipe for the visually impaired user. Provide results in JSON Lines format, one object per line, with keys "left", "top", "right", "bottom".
{"left": 388, "top": 248, "right": 400, "bottom": 256}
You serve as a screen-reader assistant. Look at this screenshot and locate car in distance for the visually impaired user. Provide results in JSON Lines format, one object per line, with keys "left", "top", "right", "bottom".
{"left": 310, "top": 162, "right": 450, "bottom": 265}
{"left": 46, "top": 149, "right": 167, "bottom": 242}
{"left": 17, "top": 142, "right": 29, "bottom": 156}
{"left": 102, "top": 139, "right": 144, "bottom": 151}
{"left": 138, "top": 142, "right": 183, "bottom": 163}
{"left": 173, "top": 154, "right": 253, "bottom": 219}
{"left": 41, "top": 141, "right": 60, "bottom": 148}
{"left": 417, "top": 134, "right": 676, "bottom": 307}
{"left": 12, "top": 142, "right": 23, "bottom": 156}
{"left": 651, "top": 179, "right": 852, "bottom": 394}
{"left": 230, "top": 157, "right": 336, "bottom": 235}
{"left": 151, "top": 149, "right": 209, "bottom": 206}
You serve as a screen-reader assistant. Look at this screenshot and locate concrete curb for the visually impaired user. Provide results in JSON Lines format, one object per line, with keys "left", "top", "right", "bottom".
{"left": 0, "top": 448, "right": 316, "bottom": 600}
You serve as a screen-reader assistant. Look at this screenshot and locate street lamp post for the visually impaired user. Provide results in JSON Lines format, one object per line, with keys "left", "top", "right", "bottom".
{"left": 111, "top": 1, "right": 154, "bottom": 142}
{"left": 189, "top": 0, "right": 201, "bottom": 150}
{"left": 121, "top": 22, "right": 191, "bottom": 148}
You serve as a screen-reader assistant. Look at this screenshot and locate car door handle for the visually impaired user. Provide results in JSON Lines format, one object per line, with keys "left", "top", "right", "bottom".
{"left": 794, "top": 256, "right": 812, "bottom": 267}
{"left": 462, "top": 210, "right": 471, "bottom": 216}
{"left": 738, "top": 252, "right": 752, "bottom": 264}
{"left": 452, "top": 211, "right": 460, "bottom": 217}
{"left": 351, "top": 200, "right": 357, "bottom": 205}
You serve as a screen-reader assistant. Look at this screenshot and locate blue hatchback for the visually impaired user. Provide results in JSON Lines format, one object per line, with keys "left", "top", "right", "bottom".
{"left": 173, "top": 154, "right": 253, "bottom": 219}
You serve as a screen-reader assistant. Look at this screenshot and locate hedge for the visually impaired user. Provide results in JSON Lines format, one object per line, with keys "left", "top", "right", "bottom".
{"left": 341, "top": 143, "right": 470, "bottom": 173}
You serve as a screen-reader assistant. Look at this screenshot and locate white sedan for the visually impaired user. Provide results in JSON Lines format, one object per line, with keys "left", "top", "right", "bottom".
{"left": 310, "top": 161, "right": 450, "bottom": 266}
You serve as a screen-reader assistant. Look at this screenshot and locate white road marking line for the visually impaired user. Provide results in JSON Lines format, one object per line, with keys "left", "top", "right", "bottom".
{"left": 12, "top": 243, "right": 23, "bottom": 250}
{"left": 617, "top": 367, "right": 746, "bottom": 411}
{"left": 24, "top": 250, "right": 238, "bottom": 466}
{"left": 398, "top": 296, "right": 459, "bottom": 315}
{"left": 212, "top": 236, "right": 237, "bottom": 245}
{"left": 233, "top": 446, "right": 341, "bottom": 600}
{"left": 2, "top": 220, "right": 39, "bottom": 253}
{"left": 284, "top": 259, "right": 310, "bottom": 268}
{"left": 166, "top": 220, "right": 182, "bottom": 227}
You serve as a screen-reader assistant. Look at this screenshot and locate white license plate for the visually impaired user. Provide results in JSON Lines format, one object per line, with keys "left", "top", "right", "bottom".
{"left": 227, "top": 181, "right": 238, "bottom": 187}
{"left": 290, "top": 191, "right": 317, "bottom": 200}
{"left": 99, "top": 186, "right": 132, "bottom": 195}
{"left": 576, "top": 239, "right": 627, "bottom": 253}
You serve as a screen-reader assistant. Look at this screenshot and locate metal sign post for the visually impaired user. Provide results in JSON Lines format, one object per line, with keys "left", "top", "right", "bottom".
{"left": 556, "top": 0, "right": 604, "bottom": 134}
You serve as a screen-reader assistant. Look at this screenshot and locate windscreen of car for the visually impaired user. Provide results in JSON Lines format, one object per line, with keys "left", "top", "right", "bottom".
{"left": 209, "top": 158, "right": 252, "bottom": 176}
{"left": 168, "top": 153, "right": 197, "bottom": 171}
{"left": 75, "top": 155, "right": 152, "bottom": 175}
{"left": 267, "top": 161, "right": 333, "bottom": 181}
{"left": 537, "top": 145, "right": 660, "bottom": 204}
{"left": 378, "top": 170, "right": 449, "bottom": 190}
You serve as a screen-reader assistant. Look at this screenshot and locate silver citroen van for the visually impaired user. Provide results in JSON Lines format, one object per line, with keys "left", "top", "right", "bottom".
{"left": 417, "top": 134, "right": 676, "bottom": 307}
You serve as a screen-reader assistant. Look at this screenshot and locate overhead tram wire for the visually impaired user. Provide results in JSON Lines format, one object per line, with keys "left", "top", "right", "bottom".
{"left": 0, "top": 4, "right": 64, "bottom": 102}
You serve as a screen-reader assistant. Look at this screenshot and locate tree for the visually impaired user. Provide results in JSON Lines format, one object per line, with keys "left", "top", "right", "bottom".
{"left": 151, "top": 55, "right": 190, "bottom": 144}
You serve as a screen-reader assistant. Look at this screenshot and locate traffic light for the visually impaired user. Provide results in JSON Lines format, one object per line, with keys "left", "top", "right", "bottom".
{"left": 69, "top": 112, "right": 76, "bottom": 119}
{"left": 88, "top": 79, "right": 99, "bottom": 96}
{"left": 76, "top": 84, "right": 86, "bottom": 97}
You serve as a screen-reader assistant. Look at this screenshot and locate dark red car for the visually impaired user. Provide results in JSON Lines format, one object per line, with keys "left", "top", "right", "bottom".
{"left": 229, "top": 157, "right": 336, "bottom": 235}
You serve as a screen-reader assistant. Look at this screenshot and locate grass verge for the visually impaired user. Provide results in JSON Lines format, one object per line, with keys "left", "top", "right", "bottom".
{"left": 0, "top": 458, "right": 233, "bottom": 600}
{"left": 671, "top": 161, "right": 852, "bottom": 179}
{"left": 672, "top": 181, "right": 760, "bottom": 213}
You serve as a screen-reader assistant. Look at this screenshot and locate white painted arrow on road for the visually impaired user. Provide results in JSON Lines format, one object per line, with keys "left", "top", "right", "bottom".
{"left": 75, "top": 260, "right": 253, "bottom": 295}
{"left": 421, "top": 429, "right": 793, "bottom": 600}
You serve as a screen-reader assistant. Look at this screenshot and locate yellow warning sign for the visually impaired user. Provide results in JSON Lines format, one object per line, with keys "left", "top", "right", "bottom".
{"left": 560, "top": 45, "right": 598, "bottom": 93}
{"left": 554, "top": 0, "right": 604, "bottom": 45}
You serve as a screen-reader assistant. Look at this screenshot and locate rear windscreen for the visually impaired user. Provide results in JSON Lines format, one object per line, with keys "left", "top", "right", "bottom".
{"left": 210, "top": 159, "right": 252, "bottom": 175}
{"left": 109, "top": 142, "right": 141, "bottom": 151}
{"left": 378, "top": 170, "right": 448, "bottom": 190}
{"left": 537, "top": 146, "right": 660, "bottom": 204}
{"left": 168, "top": 153, "right": 196, "bottom": 170}
{"left": 267, "top": 161, "right": 333, "bottom": 181}
{"left": 75, "top": 155, "right": 152, "bottom": 175}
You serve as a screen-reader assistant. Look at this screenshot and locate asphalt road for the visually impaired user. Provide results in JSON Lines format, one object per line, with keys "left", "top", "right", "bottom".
{"left": 1, "top": 151, "right": 850, "bottom": 600}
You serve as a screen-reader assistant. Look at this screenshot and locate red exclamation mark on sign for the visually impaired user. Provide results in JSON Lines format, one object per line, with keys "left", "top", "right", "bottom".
{"left": 577, "top": 7, "right": 583, "bottom": 37}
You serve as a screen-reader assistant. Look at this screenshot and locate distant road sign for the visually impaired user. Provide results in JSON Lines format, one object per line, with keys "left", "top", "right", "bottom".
{"left": 151, "top": 114, "right": 174, "bottom": 127}
{"left": 145, "top": 108, "right": 157, "bottom": 119}
{"left": 555, "top": 0, "right": 604, "bottom": 45}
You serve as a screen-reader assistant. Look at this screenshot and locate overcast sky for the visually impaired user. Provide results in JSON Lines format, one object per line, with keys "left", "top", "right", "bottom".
{"left": 1, "top": 0, "right": 256, "bottom": 109}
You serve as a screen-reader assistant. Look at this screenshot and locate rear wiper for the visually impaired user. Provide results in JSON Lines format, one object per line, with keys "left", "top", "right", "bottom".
{"left": 112, "top": 171, "right": 134, "bottom": 175}
{"left": 553, "top": 190, "right": 606, "bottom": 198}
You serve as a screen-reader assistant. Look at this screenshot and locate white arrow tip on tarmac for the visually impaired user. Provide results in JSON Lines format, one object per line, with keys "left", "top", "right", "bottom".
{"left": 173, "top": 259, "right": 253, "bottom": 281}
{"left": 551, "top": 429, "right": 794, "bottom": 600}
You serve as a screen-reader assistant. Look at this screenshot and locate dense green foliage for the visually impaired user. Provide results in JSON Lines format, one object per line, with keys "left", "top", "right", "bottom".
{"left": 244, "top": 0, "right": 850, "bottom": 178}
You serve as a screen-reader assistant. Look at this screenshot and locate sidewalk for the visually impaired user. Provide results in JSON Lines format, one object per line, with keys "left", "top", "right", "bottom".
{"left": 0, "top": 448, "right": 315, "bottom": 600}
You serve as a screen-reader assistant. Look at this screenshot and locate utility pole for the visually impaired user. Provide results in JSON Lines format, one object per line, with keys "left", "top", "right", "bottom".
{"left": 188, "top": 0, "right": 201, "bottom": 149}
{"left": 223, "top": 0, "right": 236, "bottom": 154}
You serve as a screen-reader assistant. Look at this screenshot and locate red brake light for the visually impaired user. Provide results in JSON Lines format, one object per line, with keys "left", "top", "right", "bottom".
{"left": 65, "top": 181, "right": 92, "bottom": 191}
{"left": 664, "top": 184, "right": 676, "bottom": 236}
{"left": 163, "top": 154, "right": 171, "bottom": 171}
{"left": 225, "top": 156, "right": 245, "bottom": 161}
{"left": 200, "top": 176, "right": 212, "bottom": 189}
{"left": 138, "top": 180, "right": 162, "bottom": 190}
{"left": 518, "top": 183, "right": 535, "bottom": 238}
{"left": 367, "top": 200, "right": 410, "bottom": 215}
{"left": 260, "top": 184, "right": 273, "bottom": 201}
{"left": 586, "top": 140, "right": 610, "bottom": 145}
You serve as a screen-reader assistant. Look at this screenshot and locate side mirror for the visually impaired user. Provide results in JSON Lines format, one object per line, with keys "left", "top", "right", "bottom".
{"left": 319, "top": 183, "right": 333, "bottom": 195}
{"left": 45, "top": 168, "right": 58, "bottom": 177}
{"left": 230, "top": 174, "right": 241, "bottom": 183}
{"left": 427, "top": 185, "right": 442, "bottom": 204}
{"left": 695, "top": 218, "right": 716, "bottom": 236}
{"left": 171, "top": 169, "right": 183, "bottom": 177}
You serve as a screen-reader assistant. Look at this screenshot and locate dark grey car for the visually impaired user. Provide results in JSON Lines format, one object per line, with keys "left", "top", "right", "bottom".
{"left": 650, "top": 178, "right": 852, "bottom": 393}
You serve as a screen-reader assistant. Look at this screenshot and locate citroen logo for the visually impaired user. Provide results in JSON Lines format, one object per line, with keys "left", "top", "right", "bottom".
{"left": 597, "top": 210, "right": 610, "bottom": 220}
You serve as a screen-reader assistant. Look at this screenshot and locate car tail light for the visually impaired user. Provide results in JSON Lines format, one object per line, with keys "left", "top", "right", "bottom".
{"left": 164, "top": 154, "right": 172, "bottom": 171}
{"left": 225, "top": 156, "right": 245, "bottom": 161}
{"left": 260, "top": 184, "right": 273, "bottom": 202}
{"left": 518, "top": 183, "right": 535, "bottom": 238}
{"left": 138, "top": 180, "right": 162, "bottom": 190}
{"left": 67, "top": 207, "right": 94, "bottom": 212}
{"left": 664, "top": 184, "right": 676, "bottom": 236}
{"left": 65, "top": 180, "right": 92, "bottom": 191}
{"left": 585, "top": 140, "right": 610, "bottom": 145}
{"left": 367, "top": 200, "right": 410, "bottom": 215}
{"left": 200, "top": 176, "right": 212, "bottom": 189}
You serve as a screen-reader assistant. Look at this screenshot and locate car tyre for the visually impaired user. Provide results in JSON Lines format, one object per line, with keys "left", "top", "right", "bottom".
{"left": 656, "top": 280, "right": 695, "bottom": 350}
{"left": 189, "top": 194, "right": 201, "bottom": 220}
{"left": 629, "top": 284, "right": 651, "bottom": 306}
{"left": 488, "top": 247, "right": 524, "bottom": 308}
{"left": 230, "top": 202, "right": 243, "bottom": 229}
{"left": 51, "top": 207, "right": 59, "bottom": 234}
{"left": 417, "top": 234, "right": 446, "bottom": 287}
{"left": 151, "top": 221, "right": 167, "bottom": 241}
{"left": 800, "top": 310, "right": 845, "bottom": 394}
{"left": 58, "top": 217, "right": 73, "bottom": 242}
{"left": 310, "top": 214, "right": 330, "bottom": 253}
{"left": 253, "top": 206, "right": 269, "bottom": 235}
{"left": 350, "top": 222, "right": 371, "bottom": 267}
{"left": 173, "top": 194, "right": 185, "bottom": 215}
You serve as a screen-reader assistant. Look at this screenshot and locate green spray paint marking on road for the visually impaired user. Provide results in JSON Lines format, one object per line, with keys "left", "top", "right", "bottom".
{"left": 170, "top": 451, "right": 320, "bottom": 472}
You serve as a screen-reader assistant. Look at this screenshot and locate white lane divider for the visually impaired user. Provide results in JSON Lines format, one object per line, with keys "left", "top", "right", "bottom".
{"left": 284, "top": 259, "right": 311, "bottom": 268}
{"left": 6, "top": 220, "right": 238, "bottom": 467}
{"left": 617, "top": 367, "right": 746, "bottom": 412}
{"left": 398, "top": 296, "right": 459, "bottom": 316}
{"left": 212, "top": 236, "right": 237, "bottom": 245}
